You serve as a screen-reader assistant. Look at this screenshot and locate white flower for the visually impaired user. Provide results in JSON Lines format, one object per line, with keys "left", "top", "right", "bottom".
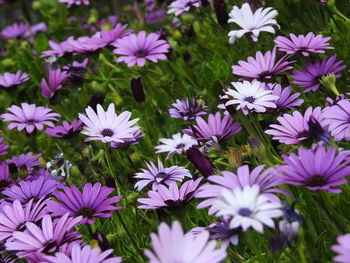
{"left": 225, "top": 80, "right": 279, "bottom": 114}
{"left": 228, "top": 3, "right": 279, "bottom": 44}
{"left": 213, "top": 185, "right": 283, "bottom": 233}
{"left": 79, "top": 103, "right": 140, "bottom": 144}
{"left": 155, "top": 133, "right": 197, "bottom": 159}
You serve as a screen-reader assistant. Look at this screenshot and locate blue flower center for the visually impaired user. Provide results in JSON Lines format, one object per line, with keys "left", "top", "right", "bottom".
{"left": 238, "top": 207, "right": 253, "bottom": 217}
{"left": 101, "top": 128, "right": 114, "bottom": 137}
{"left": 244, "top": 96, "right": 255, "bottom": 103}
{"left": 135, "top": 50, "right": 148, "bottom": 57}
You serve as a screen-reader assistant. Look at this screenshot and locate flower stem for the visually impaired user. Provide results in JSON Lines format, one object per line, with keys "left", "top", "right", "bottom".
{"left": 104, "top": 144, "right": 122, "bottom": 196}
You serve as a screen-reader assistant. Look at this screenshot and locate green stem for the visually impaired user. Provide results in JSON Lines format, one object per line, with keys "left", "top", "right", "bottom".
{"left": 104, "top": 144, "right": 122, "bottom": 196}
{"left": 116, "top": 211, "right": 145, "bottom": 261}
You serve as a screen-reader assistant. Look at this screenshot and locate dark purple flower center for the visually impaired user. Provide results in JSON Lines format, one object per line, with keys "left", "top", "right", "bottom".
{"left": 135, "top": 49, "right": 148, "bottom": 57}
{"left": 155, "top": 172, "right": 169, "bottom": 182}
{"left": 42, "top": 240, "right": 57, "bottom": 253}
{"left": 26, "top": 119, "right": 35, "bottom": 124}
{"left": 258, "top": 71, "right": 272, "bottom": 79}
{"left": 78, "top": 207, "right": 95, "bottom": 218}
{"left": 176, "top": 143, "right": 185, "bottom": 149}
{"left": 305, "top": 175, "right": 327, "bottom": 187}
{"left": 101, "top": 128, "right": 114, "bottom": 137}
{"left": 244, "top": 96, "right": 255, "bottom": 103}
{"left": 238, "top": 207, "right": 253, "bottom": 217}
{"left": 0, "top": 179, "right": 10, "bottom": 190}
{"left": 297, "top": 131, "right": 310, "bottom": 139}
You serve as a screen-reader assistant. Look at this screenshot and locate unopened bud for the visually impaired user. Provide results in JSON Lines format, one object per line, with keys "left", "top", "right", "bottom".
{"left": 130, "top": 76, "right": 145, "bottom": 103}
{"left": 320, "top": 73, "right": 339, "bottom": 96}
{"left": 186, "top": 145, "right": 215, "bottom": 177}
{"left": 213, "top": 0, "right": 229, "bottom": 26}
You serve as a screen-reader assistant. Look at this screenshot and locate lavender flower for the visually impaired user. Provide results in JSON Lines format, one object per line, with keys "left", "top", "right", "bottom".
{"left": 0, "top": 71, "right": 29, "bottom": 89}
{"left": 45, "top": 119, "right": 83, "bottom": 139}
{"left": 41, "top": 69, "right": 69, "bottom": 99}
{"left": 274, "top": 33, "right": 333, "bottom": 56}
{"left": 332, "top": 234, "right": 350, "bottom": 263}
{"left": 228, "top": 3, "right": 279, "bottom": 44}
{"left": 0, "top": 136, "right": 8, "bottom": 156}
{"left": 291, "top": 55, "right": 346, "bottom": 92}
{"left": 134, "top": 159, "right": 192, "bottom": 191}
{"left": 46, "top": 182, "right": 122, "bottom": 224}
{"left": 1, "top": 103, "right": 60, "bottom": 134}
{"left": 58, "top": 0, "right": 89, "bottom": 7}
{"left": 138, "top": 178, "right": 202, "bottom": 209}
{"left": 167, "top": 0, "right": 201, "bottom": 16}
{"left": 169, "top": 98, "right": 207, "bottom": 121}
{"left": 186, "top": 145, "right": 216, "bottom": 177}
{"left": 113, "top": 31, "right": 171, "bottom": 67}
{"left": 155, "top": 133, "right": 197, "bottom": 159}
{"left": 1, "top": 23, "right": 28, "bottom": 39}
{"left": 277, "top": 146, "right": 350, "bottom": 193}
{"left": 232, "top": 48, "right": 293, "bottom": 81}
{"left": 0, "top": 162, "right": 12, "bottom": 190}
{"left": 144, "top": 221, "right": 226, "bottom": 262}
{"left": 6, "top": 152, "right": 41, "bottom": 173}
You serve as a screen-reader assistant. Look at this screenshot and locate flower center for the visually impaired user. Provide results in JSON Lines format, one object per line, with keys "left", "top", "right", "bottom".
{"left": 244, "top": 96, "right": 255, "bottom": 103}
{"left": 258, "top": 71, "right": 272, "bottom": 79}
{"left": 101, "top": 128, "right": 114, "bottom": 137}
{"left": 78, "top": 207, "right": 95, "bottom": 218}
{"left": 0, "top": 179, "right": 10, "bottom": 190}
{"left": 176, "top": 143, "right": 185, "bottom": 149}
{"left": 27, "top": 119, "right": 35, "bottom": 124}
{"left": 305, "top": 175, "right": 327, "bottom": 187}
{"left": 42, "top": 240, "right": 57, "bottom": 253}
{"left": 135, "top": 50, "right": 148, "bottom": 57}
{"left": 155, "top": 172, "right": 168, "bottom": 183}
{"left": 238, "top": 207, "right": 253, "bottom": 217}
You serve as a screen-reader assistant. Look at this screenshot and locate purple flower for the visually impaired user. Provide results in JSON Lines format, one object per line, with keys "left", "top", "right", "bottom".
{"left": 5, "top": 213, "right": 82, "bottom": 262}
{"left": 110, "top": 127, "right": 143, "bottom": 149}
{"left": 95, "top": 23, "right": 131, "bottom": 47}
{"left": 232, "top": 47, "right": 293, "bottom": 80}
{"left": 144, "top": 221, "right": 226, "bottom": 263}
{"left": 113, "top": 31, "right": 171, "bottom": 67}
{"left": 167, "top": 0, "right": 201, "bottom": 16}
{"left": 46, "top": 182, "right": 122, "bottom": 224}
{"left": 183, "top": 112, "right": 241, "bottom": 142}
{"left": 134, "top": 159, "right": 192, "bottom": 191}
{"left": 146, "top": 10, "right": 167, "bottom": 24}
{"left": 277, "top": 146, "right": 350, "bottom": 193}
{"left": 196, "top": 165, "right": 287, "bottom": 214}
{"left": 45, "top": 119, "right": 83, "bottom": 139}
{"left": 41, "top": 39, "right": 73, "bottom": 57}
{"left": 228, "top": 3, "right": 279, "bottom": 44}
{"left": 264, "top": 83, "right": 304, "bottom": 112}
{"left": 0, "top": 162, "right": 12, "bottom": 190}
{"left": 169, "top": 98, "right": 207, "bottom": 121}
{"left": 23, "top": 22, "right": 47, "bottom": 38}
{"left": 0, "top": 198, "right": 47, "bottom": 242}
{"left": 79, "top": 103, "right": 140, "bottom": 144}
{"left": 274, "top": 32, "right": 333, "bottom": 56}
{"left": 155, "top": 133, "right": 197, "bottom": 159}
{"left": 225, "top": 80, "right": 279, "bottom": 114}
{"left": 265, "top": 106, "right": 323, "bottom": 145}
{"left": 0, "top": 71, "right": 29, "bottom": 89}
{"left": 137, "top": 178, "right": 202, "bottom": 209}
{"left": 44, "top": 243, "right": 122, "bottom": 263}
{"left": 58, "top": 0, "right": 89, "bottom": 7}
{"left": 332, "top": 234, "right": 350, "bottom": 263}
{"left": 41, "top": 69, "right": 69, "bottom": 99}
{"left": 1, "top": 23, "right": 28, "bottom": 39}
{"left": 186, "top": 145, "right": 216, "bottom": 177}
{"left": 2, "top": 175, "right": 60, "bottom": 204}
{"left": 1, "top": 103, "right": 60, "bottom": 134}
{"left": 291, "top": 55, "right": 346, "bottom": 92}
{"left": 322, "top": 99, "right": 350, "bottom": 141}
{"left": 6, "top": 152, "right": 41, "bottom": 173}
{"left": 0, "top": 136, "right": 8, "bottom": 156}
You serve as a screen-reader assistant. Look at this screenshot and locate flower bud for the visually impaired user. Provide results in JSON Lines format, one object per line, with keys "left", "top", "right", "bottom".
{"left": 186, "top": 145, "right": 215, "bottom": 177}
{"left": 94, "top": 231, "right": 111, "bottom": 251}
{"left": 88, "top": 92, "right": 105, "bottom": 111}
{"left": 213, "top": 0, "right": 229, "bottom": 26}
{"left": 227, "top": 148, "right": 242, "bottom": 170}
{"left": 130, "top": 76, "right": 145, "bottom": 103}
{"left": 320, "top": 73, "right": 339, "bottom": 96}
{"left": 308, "top": 116, "right": 331, "bottom": 145}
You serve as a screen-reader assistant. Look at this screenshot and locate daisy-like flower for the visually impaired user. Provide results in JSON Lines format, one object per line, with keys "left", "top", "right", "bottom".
{"left": 79, "top": 103, "right": 140, "bottom": 144}
{"left": 23, "top": 22, "right": 47, "bottom": 38}
{"left": 228, "top": 3, "right": 279, "bottom": 44}
{"left": 41, "top": 39, "right": 73, "bottom": 57}
{"left": 232, "top": 48, "right": 293, "bottom": 81}
{"left": 274, "top": 32, "right": 333, "bottom": 56}
{"left": 0, "top": 198, "right": 47, "bottom": 242}
{"left": 322, "top": 99, "right": 350, "bottom": 141}
{"left": 0, "top": 162, "right": 12, "bottom": 190}
{"left": 41, "top": 69, "right": 69, "bottom": 99}
{"left": 137, "top": 178, "right": 202, "bottom": 209}
{"left": 0, "top": 71, "right": 29, "bottom": 89}
{"left": 144, "top": 221, "right": 226, "bottom": 263}
{"left": 196, "top": 165, "right": 287, "bottom": 214}
{"left": 1, "top": 23, "right": 28, "bottom": 39}
{"left": 264, "top": 83, "right": 304, "bottom": 112}
{"left": 96, "top": 23, "right": 131, "bottom": 47}
{"left": 265, "top": 106, "right": 323, "bottom": 144}
{"left": 46, "top": 182, "right": 122, "bottom": 224}
{"left": 58, "top": 0, "right": 89, "bottom": 7}
{"left": 155, "top": 133, "right": 197, "bottom": 159}
{"left": 0, "top": 136, "right": 8, "bottom": 156}
{"left": 277, "top": 146, "right": 350, "bottom": 193}
{"left": 5, "top": 213, "right": 82, "bottom": 262}
{"left": 183, "top": 112, "right": 242, "bottom": 142}
{"left": 134, "top": 159, "right": 192, "bottom": 191}
{"left": 291, "top": 55, "right": 346, "bottom": 92}
{"left": 167, "top": 0, "right": 201, "bottom": 16}
{"left": 1, "top": 103, "right": 60, "bottom": 134}
{"left": 2, "top": 175, "right": 60, "bottom": 204}
{"left": 169, "top": 98, "right": 207, "bottom": 121}
{"left": 214, "top": 185, "right": 283, "bottom": 232}
{"left": 110, "top": 127, "right": 144, "bottom": 149}
{"left": 225, "top": 80, "right": 279, "bottom": 114}
{"left": 45, "top": 119, "right": 83, "bottom": 139}
{"left": 113, "top": 31, "right": 171, "bottom": 67}
{"left": 332, "top": 234, "right": 350, "bottom": 263}
{"left": 6, "top": 152, "right": 41, "bottom": 173}
{"left": 44, "top": 244, "right": 122, "bottom": 263}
